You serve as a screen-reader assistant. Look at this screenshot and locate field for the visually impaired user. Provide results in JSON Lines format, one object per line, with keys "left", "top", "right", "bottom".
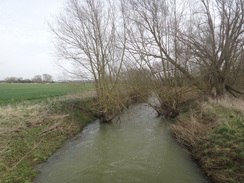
{"left": 0, "top": 83, "right": 94, "bottom": 104}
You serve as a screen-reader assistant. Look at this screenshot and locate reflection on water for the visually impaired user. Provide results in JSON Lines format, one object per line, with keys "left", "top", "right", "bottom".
{"left": 34, "top": 104, "right": 209, "bottom": 183}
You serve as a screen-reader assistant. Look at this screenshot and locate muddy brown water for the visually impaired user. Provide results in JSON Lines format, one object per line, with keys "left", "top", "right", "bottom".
{"left": 34, "top": 104, "right": 209, "bottom": 183}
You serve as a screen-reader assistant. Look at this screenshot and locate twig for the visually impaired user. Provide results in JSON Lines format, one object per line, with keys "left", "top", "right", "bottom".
{"left": 10, "top": 139, "right": 43, "bottom": 170}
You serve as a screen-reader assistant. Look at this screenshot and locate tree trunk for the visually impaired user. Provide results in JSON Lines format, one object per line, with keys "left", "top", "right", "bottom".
{"left": 211, "top": 76, "right": 225, "bottom": 98}
{"left": 216, "top": 82, "right": 225, "bottom": 97}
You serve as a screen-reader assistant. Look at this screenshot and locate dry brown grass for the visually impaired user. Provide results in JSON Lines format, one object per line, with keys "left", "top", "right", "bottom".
{"left": 171, "top": 102, "right": 216, "bottom": 148}
{"left": 57, "top": 90, "right": 97, "bottom": 101}
{"left": 0, "top": 105, "right": 34, "bottom": 135}
{"left": 0, "top": 101, "right": 72, "bottom": 160}
{"left": 208, "top": 95, "right": 244, "bottom": 112}
{"left": 171, "top": 96, "right": 244, "bottom": 148}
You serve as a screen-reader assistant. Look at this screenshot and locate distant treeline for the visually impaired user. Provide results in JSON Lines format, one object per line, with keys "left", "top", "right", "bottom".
{"left": 2, "top": 74, "right": 53, "bottom": 83}
{"left": 0, "top": 76, "right": 94, "bottom": 84}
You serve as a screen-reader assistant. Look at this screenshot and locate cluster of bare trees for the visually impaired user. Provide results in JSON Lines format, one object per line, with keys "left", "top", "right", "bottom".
{"left": 32, "top": 74, "right": 53, "bottom": 83}
{"left": 4, "top": 74, "right": 53, "bottom": 83}
{"left": 52, "top": 0, "right": 244, "bottom": 120}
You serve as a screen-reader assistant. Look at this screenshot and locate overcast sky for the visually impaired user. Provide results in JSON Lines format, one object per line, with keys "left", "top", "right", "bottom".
{"left": 0, "top": 0, "right": 67, "bottom": 81}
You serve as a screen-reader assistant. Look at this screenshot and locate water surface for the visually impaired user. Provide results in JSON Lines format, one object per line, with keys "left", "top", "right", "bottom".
{"left": 34, "top": 104, "right": 209, "bottom": 183}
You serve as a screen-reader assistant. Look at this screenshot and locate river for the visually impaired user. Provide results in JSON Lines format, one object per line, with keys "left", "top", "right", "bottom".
{"left": 34, "top": 104, "right": 209, "bottom": 183}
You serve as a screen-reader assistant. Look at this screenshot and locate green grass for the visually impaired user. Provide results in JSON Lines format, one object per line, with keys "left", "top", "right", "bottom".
{"left": 200, "top": 105, "right": 244, "bottom": 183}
{"left": 0, "top": 83, "right": 94, "bottom": 104}
{"left": 0, "top": 98, "right": 96, "bottom": 183}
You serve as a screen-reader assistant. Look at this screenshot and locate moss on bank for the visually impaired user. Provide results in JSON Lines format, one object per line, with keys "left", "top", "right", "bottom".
{"left": 0, "top": 98, "right": 96, "bottom": 183}
{"left": 171, "top": 97, "right": 244, "bottom": 183}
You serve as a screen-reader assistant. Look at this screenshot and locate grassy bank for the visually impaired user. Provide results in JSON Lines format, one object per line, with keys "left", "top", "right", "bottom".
{"left": 0, "top": 97, "right": 96, "bottom": 183}
{"left": 171, "top": 96, "right": 244, "bottom": 183}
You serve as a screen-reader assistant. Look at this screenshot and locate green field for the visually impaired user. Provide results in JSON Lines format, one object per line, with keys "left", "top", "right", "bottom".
{"left": 0, "top": 83, "right": 94, "bottom": 104}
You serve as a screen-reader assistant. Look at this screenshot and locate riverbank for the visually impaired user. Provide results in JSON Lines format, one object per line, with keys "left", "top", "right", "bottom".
{"left": 171, "top": 96, "right": 244, "bottom": 183}
{"left": 1, "top": 93, "right": 243, "bottom": 183}
{"left": 0, "top": 97, "right": 96, "bottom": 183}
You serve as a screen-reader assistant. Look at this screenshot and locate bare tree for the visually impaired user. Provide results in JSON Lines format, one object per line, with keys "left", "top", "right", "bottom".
{"left": 32, "top": 75, "right": 42, "bottom": 83}
{"left": 180, "top": 0, "right": 244, "bottom": 97}
{"left": 121, "top": 0, "right": 200, "bottom": 117}
{"left": 42, "top": 74, "right": 53, "bottom": 83}
{"left": 124, "top": 0, "right": 200, "bottom": 84}
{"left": 51, "top": 0, "right": 127, "bottom": 121}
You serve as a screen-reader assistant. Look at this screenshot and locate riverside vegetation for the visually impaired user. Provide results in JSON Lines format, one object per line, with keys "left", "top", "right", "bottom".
{"left": 171, "top": 96, "right": 244, "bottom": 183}
{"left": 0, "top": 83, "right": 96, "bottom": 183}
